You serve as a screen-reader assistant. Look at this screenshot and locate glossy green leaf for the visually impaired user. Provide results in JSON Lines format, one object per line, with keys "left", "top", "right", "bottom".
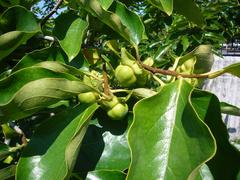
{"left": 127, "top": 79, "right": 216, "bottom": 180}
{"left": 173, "top": 0, "right": 204, "bottom": 26}
{"left": 75, "top": 114, "right": 132, "bottom": 175}
{"left": 147, "top": 0, "right": 173, "bottom": 15}
{"left": 53, "top": 12, "right": 88, "bottom": 61}
{"left": 0, "top": 165, "right": 16, "bottom": 180}
{"left": 86, "top": 170, "right": 126, "bottom": 180}
{"left": 208, "top": 62, "right": 240, "bottom": 78}
{"left": 16, "top": 103, "right": 99, "bottom": 180}
{"left": 0, "top": 67, "right": 94, "bottom": 122}
{"left": 220, "top": 102, "right": 240, "bottom": 116}
{"left": 0, "top": 6, "right": 40, "bottom": 61}
{"left": 191, "top": 90, "right": 240, "bottom": 180}
{"left": 0, "top": 0, "right": 38, "bottom": 8}
{"left": 78, "top": 0, "right": 145, "bottom": 45}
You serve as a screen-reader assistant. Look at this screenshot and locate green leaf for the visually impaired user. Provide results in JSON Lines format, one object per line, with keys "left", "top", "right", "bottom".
{"left": 78, "top": 0, "right": 145, "bottom": 45}
{"left": 75, "top": 114, "right": 132, "bottom": 176}
{"left": 0, "top": 67, "right": 94, "bottom": 122}
{"left": 147, "top": 0, "right": 173, "bottom": 15}
{"left": 12, "top": 48, "right": 88, "bottom": 77}
{"left": 0, "top": 165, "right": 16, "bottom": 180}
{"left": 220, "top": 102, "right": 240, "bottom": 116}
{"left": 191, "top": 90, "right": 240, "bottom": 180}
{"left": 53, "top": 12, "right": 88, "bottom": 61}
{"left": 99, "top": 0, "right": 113, "bottom": 10}
{"left": 208, "top": 62, "right": 240, "bottom": 78}
{"left": 181, "top": 35, "right": 190, "bottom": 52}
{"left": 173, "top": 0, "right": 205, "bottom": 26}
{"left": 0, "top": 143, "right": 10, "bottom": 160}
{"left": 16, "top": 103, "right": 99, "bottom": 180}
{"left": 127, "top": 79, "right": 216, "bottom": 179}
{"left": 12, "top": 47, "right": 67, "bottom": 72}
{"left": 196, "top": 164, "right": 214, "bottom": 180}
{"left": 86, "top": 170, "right": 126, "bottom": 180}
{"left": 178, "top": 45, "right": 214, "bottom": 74}
{"left": 0, "top": 6, "right": 40, "bottom": 61}
{"left": 0, "top": 0, "right": 38, "bottom": 8}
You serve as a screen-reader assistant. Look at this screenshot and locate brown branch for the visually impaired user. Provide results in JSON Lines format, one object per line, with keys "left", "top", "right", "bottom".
{"left": 102, "top": 63, "right": 110, "bottom": 95}
{"left": 41, "top": 0, "right": 64, "bottom": 26}
{"left": 140, "top": 62, "right": 209, "bottom": 78}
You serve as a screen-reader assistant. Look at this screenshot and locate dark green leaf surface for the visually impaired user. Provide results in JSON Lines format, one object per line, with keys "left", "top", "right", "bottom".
{"left": 173, "top": 0, "right": 204, "bottom": 26}
{"left": 127, "top": 79, "right": 216, "bottom": 180}
{"left": 86, "top": 170, "right": 126, "bottom": 180}
{"left": 16, "top": 103, "right": 99, "bottom": 180}
{"left": 0, "top": 6, "right": 40, "bottom": 61}
{"left": 191, "top": 90, "right": 240, "bottom": 180}
{"left": 78, "top": 0, "right": 145, "bottom": 45}
{"left": 53, "top": 12, "right": 88, "bottom": 61}
{"left": 0, "top": 165, "right": 16, "bottom": 180}
{"left": 0, "top": 143, "right": 10, "bottom": 160}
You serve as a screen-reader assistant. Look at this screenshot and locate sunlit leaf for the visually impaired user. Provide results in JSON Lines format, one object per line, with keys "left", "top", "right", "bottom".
{"left": 53, "top": 12, "right": 88, "bottom": 61}
{"left": 78, "top": 0, "right": 145, "bottom": 45}
{"left": 0, "top": 67, "right": 94, "bottom": 122}
{"left": 208, "top": 62, "right": 240, "bottom": 78}
{"left": 127, "top": 79, "right": 216, "bottom": 179}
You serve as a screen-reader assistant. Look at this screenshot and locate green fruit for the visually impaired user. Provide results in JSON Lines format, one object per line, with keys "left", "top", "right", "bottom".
{"left": 78, "top": 92, "right": 98, "bottom": 104}
{"left": 107, "top": 103, "right": 129, "bottom": 120}
{"left": 101, "top": 96, "right": 119, "bottom": 110}
{"left": 115, "top": 65, "right": 136, "bottom": 87}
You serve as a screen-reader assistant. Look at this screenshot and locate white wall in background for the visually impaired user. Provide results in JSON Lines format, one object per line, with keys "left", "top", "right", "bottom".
{"left": 203, "top": 55, "right": 240, "bottom": 141}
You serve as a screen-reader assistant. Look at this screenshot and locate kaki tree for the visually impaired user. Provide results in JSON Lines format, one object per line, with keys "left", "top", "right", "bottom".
{"left": 0, "top": 0, "right": 240, "bottom": 179}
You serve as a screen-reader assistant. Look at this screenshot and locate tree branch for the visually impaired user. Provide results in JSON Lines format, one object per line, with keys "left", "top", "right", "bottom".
{"left": 139, "top": 61, "right": 209, "bottom": 78}
{"left": 102, "top": 63, "right": 110, "bottom": 96}
{"left": 41, "top": 0, "right": 64, "bottom": 26}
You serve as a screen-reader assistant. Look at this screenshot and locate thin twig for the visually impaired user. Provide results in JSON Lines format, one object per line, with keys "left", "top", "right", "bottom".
{"left": 41, "top": 0, "right": 64, "bottom": 26}
{"left": 102, "top": 63, "right": 110, "bottom": 96}
{"left": 140, "top": 62, "right": 209, "bottom": 78}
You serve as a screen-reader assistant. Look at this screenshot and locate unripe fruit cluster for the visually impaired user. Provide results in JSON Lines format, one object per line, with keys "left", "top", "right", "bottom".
{"left": 101, "top": 96, "right": 128, "bottom": 120}
{"left": 115, "top": 61, "right": 148, "bottom": 87}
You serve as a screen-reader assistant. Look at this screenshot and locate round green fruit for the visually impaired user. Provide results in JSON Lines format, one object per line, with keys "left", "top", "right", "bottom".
{"left": 101, "top": 96, "right": 119, "bottom": 110}
{"left": 107, "top": 103, "right": 129, "bottom": 120}
{"left": 78, "top": 92, "right": 98, "bottom": 104}
{"left": 115, "top": 65, "right": 136, "bottom": 87}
